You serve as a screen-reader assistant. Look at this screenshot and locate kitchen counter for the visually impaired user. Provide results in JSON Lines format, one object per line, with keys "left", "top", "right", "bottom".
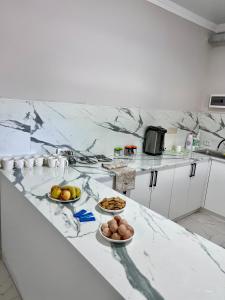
{"left": 1, "top": 153, "right": 225, "bottom": 300}
{"left": 74, "top": 152, "right": 210, "bottom": 181}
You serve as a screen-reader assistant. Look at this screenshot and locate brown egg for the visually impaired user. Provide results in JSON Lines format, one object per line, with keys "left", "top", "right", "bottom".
{"left": 114, "top": 215, "right": 122, "bottom": 224}
{"left": 118, "top": 224, "right": 127, "bottom": 236}
{"left": 126, "top": 225, "right": 134, "bottom": 234}
{"left": 119, "top": 219, "right": 128, "bottom": 226}
{"left": 122, "top": 230, "right": 133, "bottom": 240}
{"left": 111, "top": 233, "right": 121, "bottom": 240}
{"left": 102, "top": 227, "right": 112, "bottom": 238}
{"left": 109, "top": 222, "right": 118, "bottom": 233}
{"left": 101, "top": 223, "right": 109, "bottom": 231}
{"left": 108, "top": 219, "right": 117, "bottom": 227}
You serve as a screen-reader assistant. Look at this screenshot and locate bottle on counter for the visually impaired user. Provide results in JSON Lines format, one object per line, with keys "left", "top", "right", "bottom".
{"left": 124, "top": 145, "right": 137, "bottom": 156}
{"left": 114, "top": 147, "right": 124, "bottom": 157}
{"left": 185, "top": 133, "right": 193, "bottom": 151}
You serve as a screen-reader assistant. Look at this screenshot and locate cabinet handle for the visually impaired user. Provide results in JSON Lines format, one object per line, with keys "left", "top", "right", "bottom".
{"left": 149, "top": 171, "right": 154, "bottom": 187}
{"left": 189, "top": 164, "right": 192, "bottom": 177}
{"left": 153, "top": 171, "right": 158, "bottom": 187}
{"left": 190, "top": 164, "right": 194, "bottom": 177}
{"left": 193, "top": 163, "right": 197, "bottom": 177}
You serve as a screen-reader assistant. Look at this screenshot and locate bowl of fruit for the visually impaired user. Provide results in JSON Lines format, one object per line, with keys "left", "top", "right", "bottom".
{"left": 99, "top": 216, "right": 134, "bottom": 243}
{"left": 48, "top": 185, "right": 81, "bottom": 203}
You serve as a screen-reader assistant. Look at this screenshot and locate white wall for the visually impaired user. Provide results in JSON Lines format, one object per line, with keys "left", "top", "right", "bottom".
{"left": 205, "top": 45, "right": 225, "bottom": 110}
{"left": 0, "top": 0, "right": 210, "bottom": 111}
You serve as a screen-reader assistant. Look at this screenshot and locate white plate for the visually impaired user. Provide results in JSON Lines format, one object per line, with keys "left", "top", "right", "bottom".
{"left": 98, "top": 200, "right": 126, "bottom": 214}
{"left": 99, "top": 225, "right": 134, "bottom": 244}
{"left": 47, "top": 193, "right": 80, "bottom": 203}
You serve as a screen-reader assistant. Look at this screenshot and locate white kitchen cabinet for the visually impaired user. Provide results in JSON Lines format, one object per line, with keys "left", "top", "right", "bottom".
{"left": 150, "top": 168, "right": 174, "bottom": 218}
{"left": 205, "top": 160, "right": 225, "bottom": 217}
{"left": 130, "top": 160, "right": 209, "bottom": 220}
{"left": 130, "top": 168, "right": 175, "bottom": 217}
{"left": 170, "top": 161, "right": 210, "bottom": 220}
{"left": 169, "top": 165, "right": 191, "bottom": 219}
{"left": 129, "top": 172, "right": 151, "bottom": 207}
{"left": 187, "top": 161, "right": 209, "bottom": 213}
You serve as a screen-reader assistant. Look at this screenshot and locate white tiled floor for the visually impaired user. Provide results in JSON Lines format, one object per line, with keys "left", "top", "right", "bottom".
{"left": 0, "top": 260, "right": 21, "bottom": 300}
{"left": 177, "top": 210, "right": 225, "bottom": 249}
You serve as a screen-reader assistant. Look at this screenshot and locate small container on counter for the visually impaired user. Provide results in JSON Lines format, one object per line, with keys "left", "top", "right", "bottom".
{"left": 124, "top": 145, "right": 137, "bottom": 156}
{"left": 114, "top": 147, "right": 123, "bottom": 157}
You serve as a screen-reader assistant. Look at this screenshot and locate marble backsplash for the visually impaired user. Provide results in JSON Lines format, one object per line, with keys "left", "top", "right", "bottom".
{"left": 0, "top": 98, "right": 223, "bottom": 156}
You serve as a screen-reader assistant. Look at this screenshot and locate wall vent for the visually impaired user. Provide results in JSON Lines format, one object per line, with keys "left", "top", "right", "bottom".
{"left": 208, "top": 32, "right": 225, "bottom": 46}
{"left": 209, "top": 95, "right": 225, "bottom": 108}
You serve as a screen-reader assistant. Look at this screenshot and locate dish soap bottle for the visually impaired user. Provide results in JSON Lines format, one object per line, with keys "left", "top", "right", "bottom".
{"left": 185, "top": 133, "right": 193, "bottom": 151}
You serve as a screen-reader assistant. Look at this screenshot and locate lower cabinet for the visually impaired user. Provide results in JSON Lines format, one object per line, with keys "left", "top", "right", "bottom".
{"left": 205, "top": 160, "right": 225, "bottom": 217}
{"left": 150, "top": 168, "right": 174, "bottom": 218}
{"left": 169, "top": 165, "right": 191, "bottom": 219}
{"left": 129, "top": 161, "right": 210, "bottom": 220}
{"left": 129, "top": 172, "right": 151, "bottom": 207}
{"left": 130, "top": 168, "right": 174, "bottom": 218}
{"left": 187, "top": 161, "right": 209, "bottom": 213}
{"left": 169, "top": 161, "right": 210, "bottom": 220}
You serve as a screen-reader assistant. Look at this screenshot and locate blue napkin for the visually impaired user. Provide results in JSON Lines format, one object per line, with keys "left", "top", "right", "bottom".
{"left": 74, "top": 209, "right": 96, "bottom": 222}
{"left": 74, "top": 209, "right": 87, "bottom": 218}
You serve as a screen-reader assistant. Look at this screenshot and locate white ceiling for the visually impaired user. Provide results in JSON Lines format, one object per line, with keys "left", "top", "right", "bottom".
{"left": 170, "top": 0, "right": 225, "bottom": 24}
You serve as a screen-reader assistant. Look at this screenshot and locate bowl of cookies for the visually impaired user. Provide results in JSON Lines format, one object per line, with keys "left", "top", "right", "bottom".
{"left": 98, "top": 196, "right": 126, "bottom": 213}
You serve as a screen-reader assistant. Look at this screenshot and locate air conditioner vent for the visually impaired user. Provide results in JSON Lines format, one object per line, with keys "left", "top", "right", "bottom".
{"left": 209, "top": 95, "right": 225, "bottom": 108}
{"left": 208, "top": 32, "right": 225, "bottom": 46}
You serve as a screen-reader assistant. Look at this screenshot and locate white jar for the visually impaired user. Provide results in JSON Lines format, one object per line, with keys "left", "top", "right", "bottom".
{"left": 34, "top": 156, "right": 44, "bottom": 167}
{"left": 15, "top": 158, "right": 24, "bottom": 169}
{"left": 24, "top": 157, "right": 34, "bottom": 168}
{"left": 2, "top": 158, "right": 14, "bottom": 170}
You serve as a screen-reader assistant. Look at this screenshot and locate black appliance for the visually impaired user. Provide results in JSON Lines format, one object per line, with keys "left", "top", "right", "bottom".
{"left": 143, "top": 126, "right": 167, "bottom": 155}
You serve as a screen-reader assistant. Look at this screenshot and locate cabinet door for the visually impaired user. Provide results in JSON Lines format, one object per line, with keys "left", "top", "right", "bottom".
{"left": 169, "top": 165, "right": 191, "bottom": 220}
{"left": 150, "top": 168, "right": 174, "bottom": 218}
{"left": 129, "top": 172, "right": 151, "bottom": 208}
{"left": 187, "top": 161, "right": 209, "bottom": 213}
{"left": 205, "top": 160, "right": 225, "bottom": 217}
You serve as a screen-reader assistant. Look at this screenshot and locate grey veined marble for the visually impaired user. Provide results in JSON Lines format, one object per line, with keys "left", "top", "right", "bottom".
{"left": 1, "top": 97, "right": 225, "bottom": 157}
{"left": 0, "top": 98, "right": 206, "bottom": 156}
{"left": 1, "top": 165, "right": 225, "bottom": 300}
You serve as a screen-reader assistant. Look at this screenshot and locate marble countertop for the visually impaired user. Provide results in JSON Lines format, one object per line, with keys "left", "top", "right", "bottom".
{"left": 74, "top": 152, "right": 210, "bottom": 181}
{"left": 1, "top": 153, "right": 225, "bottom": 300}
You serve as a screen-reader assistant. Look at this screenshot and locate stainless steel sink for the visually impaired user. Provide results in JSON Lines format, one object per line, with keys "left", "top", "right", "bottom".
{"left": 194, "top": 149, "right": 225, "bottom": 159}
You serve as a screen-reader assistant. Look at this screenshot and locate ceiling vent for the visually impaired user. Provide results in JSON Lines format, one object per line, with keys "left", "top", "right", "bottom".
{"left": 209, "top": 32, "right": 225, "bottom": 46}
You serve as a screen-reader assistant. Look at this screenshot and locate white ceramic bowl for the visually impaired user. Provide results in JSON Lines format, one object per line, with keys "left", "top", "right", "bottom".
{"left": 99, "top": 225, "right": 134, "bottom": 244}
{"left": 47, "top": 193, "right": 80, "bottom": 203}
{"left": 98, "top": 199, "right": 126, "bottom": 214}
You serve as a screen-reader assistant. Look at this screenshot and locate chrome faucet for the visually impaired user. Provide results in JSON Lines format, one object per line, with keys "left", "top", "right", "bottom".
{"left": 217, "top": 138, "right": 225, "bottom": 151}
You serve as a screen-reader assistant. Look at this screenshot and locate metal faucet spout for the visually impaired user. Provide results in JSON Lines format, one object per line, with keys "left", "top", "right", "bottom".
{"left": 217, "top": 138, "right": 225, "bottom": 151}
